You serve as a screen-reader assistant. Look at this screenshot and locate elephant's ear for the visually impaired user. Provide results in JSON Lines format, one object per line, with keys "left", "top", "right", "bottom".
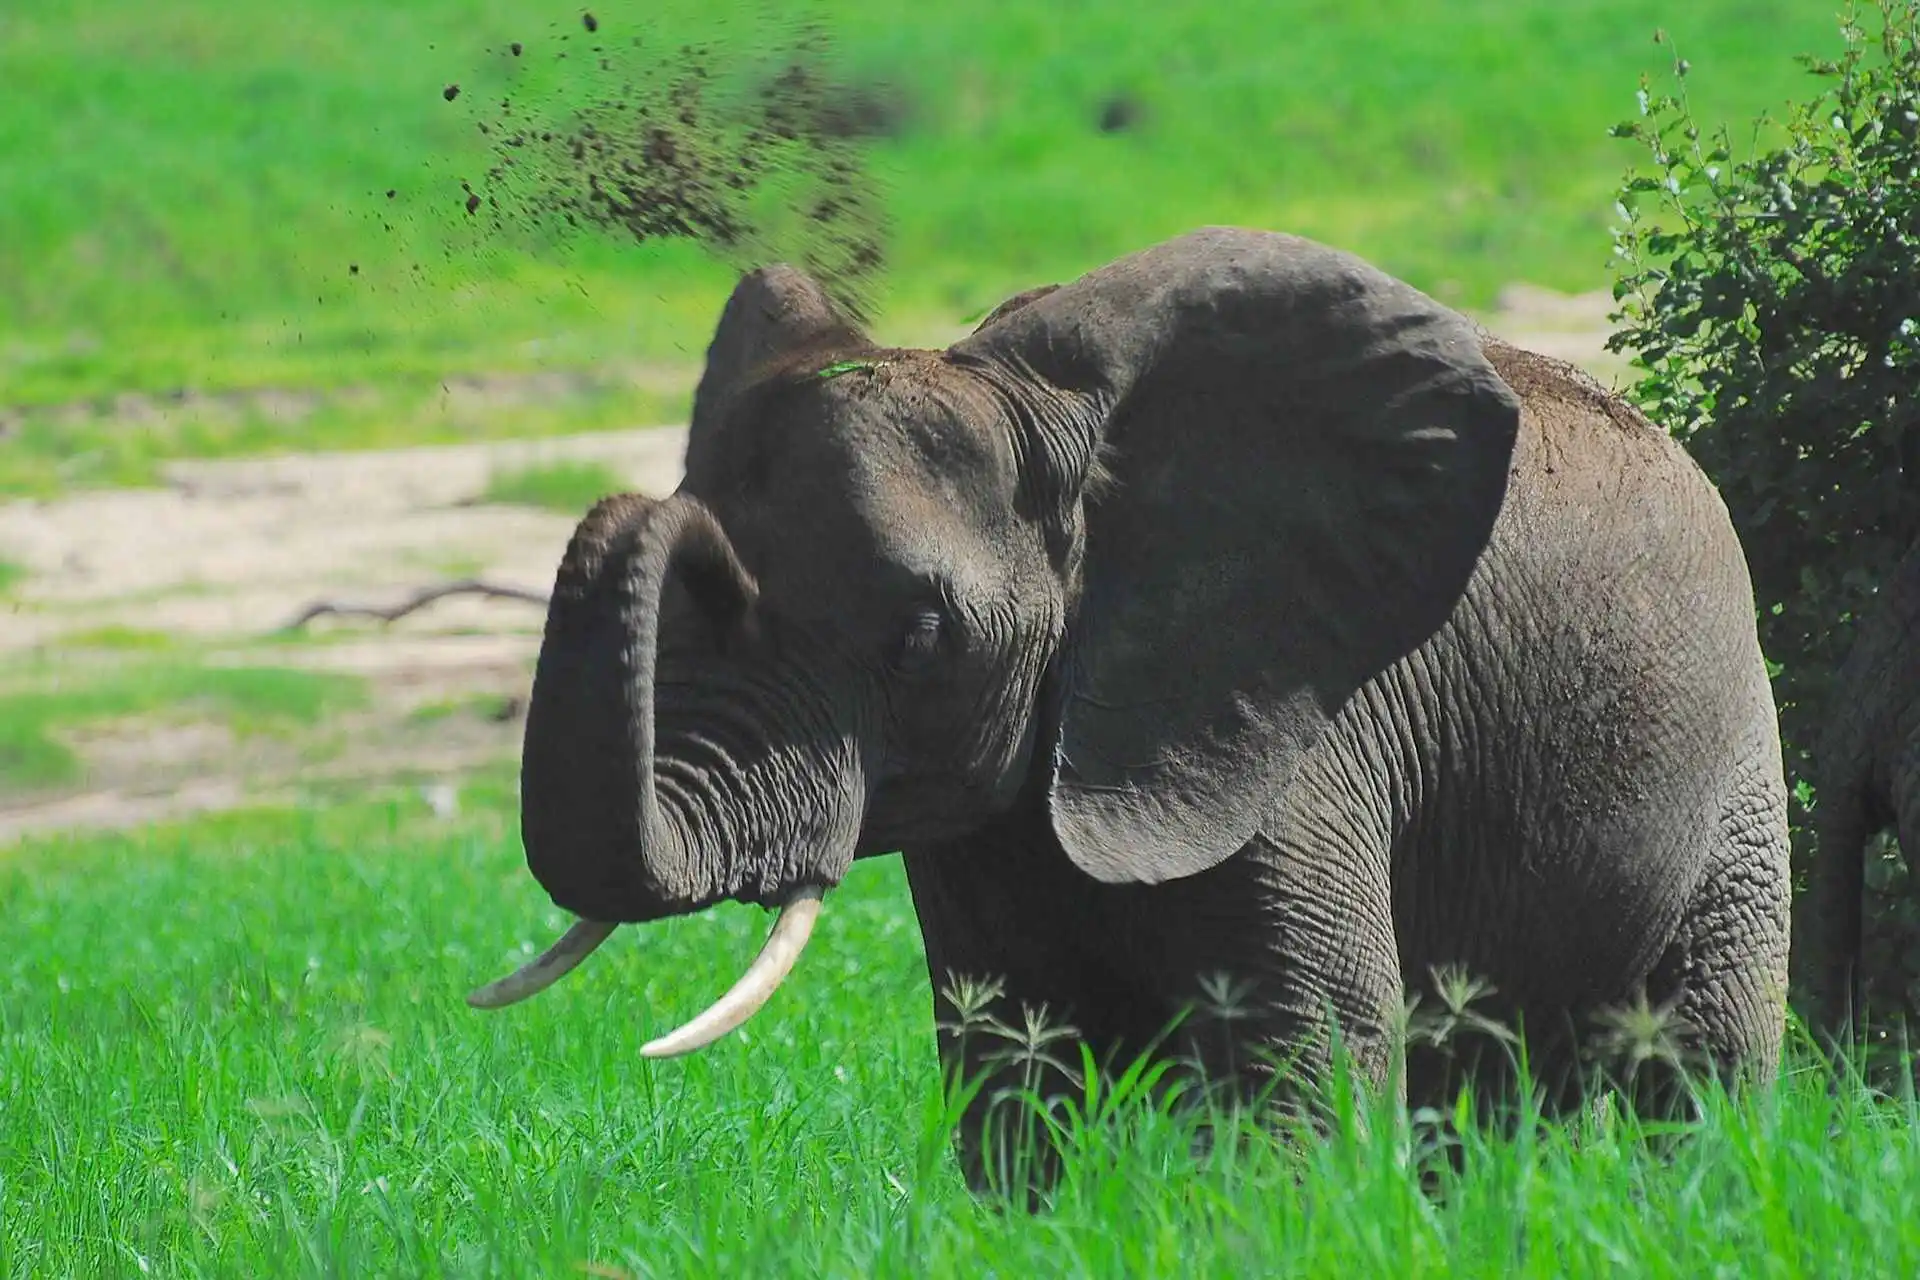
{"left": 972, "top": 284, "right": 1061, "bottom": 334}
{"left": 686, "top": 264, "right": 868, "bottom": 465}
{"left": 949, "top": 227, "right": 1521, "bottom": 884}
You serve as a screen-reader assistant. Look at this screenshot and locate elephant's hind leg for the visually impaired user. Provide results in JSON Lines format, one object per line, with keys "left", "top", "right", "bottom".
{"left": 1630, "top": 767, "right": 1792, "bottom": 1111}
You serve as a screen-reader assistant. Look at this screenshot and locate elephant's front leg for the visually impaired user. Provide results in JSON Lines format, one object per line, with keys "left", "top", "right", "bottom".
{"left": 901, "top": 823, "right": 1121, "bottom": 1199}
{"left": 1102, "top": 826, "right": 1410, "bottom": 1116}
{"left": 901, "top": 806, "right": 1409, "bottom": 1195}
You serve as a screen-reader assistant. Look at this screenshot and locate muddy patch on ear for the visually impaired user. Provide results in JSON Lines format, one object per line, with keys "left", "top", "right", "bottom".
{"left": 447, "top": 16, "right": 895, "bottom": 323}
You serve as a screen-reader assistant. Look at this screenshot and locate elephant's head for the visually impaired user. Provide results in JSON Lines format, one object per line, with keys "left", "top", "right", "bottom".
{"left": 468, "top": 227, "right": 1522, "bottom": 1054}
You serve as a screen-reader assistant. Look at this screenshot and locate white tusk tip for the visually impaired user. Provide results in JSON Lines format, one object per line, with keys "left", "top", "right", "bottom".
{"left": 635, "top": 885, "right": 825, "bottom": 1060}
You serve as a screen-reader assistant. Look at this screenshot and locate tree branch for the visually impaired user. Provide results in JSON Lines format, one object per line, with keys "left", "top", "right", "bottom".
{"left": 279, "top": 578, "right": 550, "bottom": 632}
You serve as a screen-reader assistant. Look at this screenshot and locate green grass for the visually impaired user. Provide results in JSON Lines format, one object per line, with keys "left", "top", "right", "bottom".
{"left": 1, "top": 375, "right": 687, "bottom": 497}
{"left": 0, "top": 561, "right": 21, "bottom": 598}
{"left": 8, "top": 785, "right": 1920, "bottom": 1275}
{"left": 405, "top": 691, "right": 520, "bottom": 724}
{"left": 55, "top": 624, "right": 178, "bottom": 651}
{"left": 0, "top": 0, "right": 1856, "bottom": 491}
{"left": 479, "top": 457, "right": 631, "bottom": 514}
{"left": 0, "top": 658, "right": 366, "bottom": 792}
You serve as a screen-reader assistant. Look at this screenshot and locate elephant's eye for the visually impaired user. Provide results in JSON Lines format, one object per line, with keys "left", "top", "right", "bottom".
{"left": 891, "top": 606, "right": 946, "bottom": 674}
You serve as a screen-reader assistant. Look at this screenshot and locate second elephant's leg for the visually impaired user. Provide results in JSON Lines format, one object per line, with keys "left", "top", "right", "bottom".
{"left": 1896, "top": 730, "right": 1920, "bottom": 878}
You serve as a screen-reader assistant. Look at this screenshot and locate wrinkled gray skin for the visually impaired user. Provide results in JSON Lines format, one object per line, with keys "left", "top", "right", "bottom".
{"left": 508, "top": 228, "right": 1791, "bottom": 1183}
{"left": 1800, "top": 535, "right": 1920, "bottom": 1034}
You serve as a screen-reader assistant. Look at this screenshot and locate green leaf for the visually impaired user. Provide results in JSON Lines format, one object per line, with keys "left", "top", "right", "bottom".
{"left": 816, "top": 360, "right": 879, "bottom": 380}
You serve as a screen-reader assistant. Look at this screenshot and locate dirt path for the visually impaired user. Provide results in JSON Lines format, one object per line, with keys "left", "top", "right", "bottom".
{"left": 0, "top": 426, "right": 692, "bottom": 843}
{"left": 0, "top": 286, "right": 1624, "bottom": 843}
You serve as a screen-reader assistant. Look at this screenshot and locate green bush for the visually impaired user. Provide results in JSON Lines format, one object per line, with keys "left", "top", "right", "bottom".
{"left": 1608, "top": 2, "right": 1920, "bottom": 1021}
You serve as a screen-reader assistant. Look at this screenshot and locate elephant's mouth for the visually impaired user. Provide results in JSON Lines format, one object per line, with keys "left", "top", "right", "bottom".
{"left": 465, "top": 883, "right": 826, "bottom": 1057}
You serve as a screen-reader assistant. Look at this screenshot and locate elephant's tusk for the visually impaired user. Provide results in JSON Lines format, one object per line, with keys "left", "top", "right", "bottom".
{"left": 639, "top": 885, "right": 825, "bottom": 1058}
{"left": 467, "top": 918, "right": 619, "bottom": 1009}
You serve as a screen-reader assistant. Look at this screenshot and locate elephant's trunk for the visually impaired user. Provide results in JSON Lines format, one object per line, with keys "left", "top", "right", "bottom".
{"left": 612, "top": 493, "right": 764, "bottom": 897}
{"left": 468, "top": 492, "right": 863, "bottom": 1051}
{"left": 518, "top": 492, "right": 760, "bottom": 914}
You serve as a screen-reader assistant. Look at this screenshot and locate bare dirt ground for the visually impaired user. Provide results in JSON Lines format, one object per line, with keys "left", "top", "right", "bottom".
{"left": 0, "top": 287, "right": 1623, "bottom": 843}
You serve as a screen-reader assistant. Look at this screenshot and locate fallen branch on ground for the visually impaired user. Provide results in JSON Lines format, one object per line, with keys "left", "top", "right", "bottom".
{"left": 279, "top": 578, "right": 550, "bottom": 632}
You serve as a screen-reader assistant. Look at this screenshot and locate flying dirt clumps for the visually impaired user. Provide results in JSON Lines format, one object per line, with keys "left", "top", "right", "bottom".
{"left": 452, "top": 17, "right": 894, "bottom": 323}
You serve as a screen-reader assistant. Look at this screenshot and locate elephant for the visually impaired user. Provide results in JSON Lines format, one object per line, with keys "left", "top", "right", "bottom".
{"left": 467, "top": 226, "right": 1792, "bottom": 1181}
{"left": 1799, "top": 534, "right": 1920, "bottom": 1035}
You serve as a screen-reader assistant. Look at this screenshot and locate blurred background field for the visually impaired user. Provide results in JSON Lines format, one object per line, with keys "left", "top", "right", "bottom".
{"left": 0, "top": 0, "right": 1840, "bottom": 492}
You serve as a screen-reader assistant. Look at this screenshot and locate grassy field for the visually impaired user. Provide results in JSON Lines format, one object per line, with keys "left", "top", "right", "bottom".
{"left": 0, "top": 653, "right": 365, "bottom": 792}
{"left": 479, "top": 457, "right": 630, "bottom": 514}
{"left": 5, "top": 784, "right": 1920, "bottom": 1275}
{"left": 0, "top": 0, "right": 1855, "bottom": 492}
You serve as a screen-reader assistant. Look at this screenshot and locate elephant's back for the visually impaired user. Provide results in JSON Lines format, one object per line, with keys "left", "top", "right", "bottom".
{"left": 1479, "top": 336, "right": 1752, "bottom": 604}
{"left": 1481, "top": 337, "right": 1713, "bottom": 498}
{"left": 1481, "top": 338, "right": 1658, "bottom": 441}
